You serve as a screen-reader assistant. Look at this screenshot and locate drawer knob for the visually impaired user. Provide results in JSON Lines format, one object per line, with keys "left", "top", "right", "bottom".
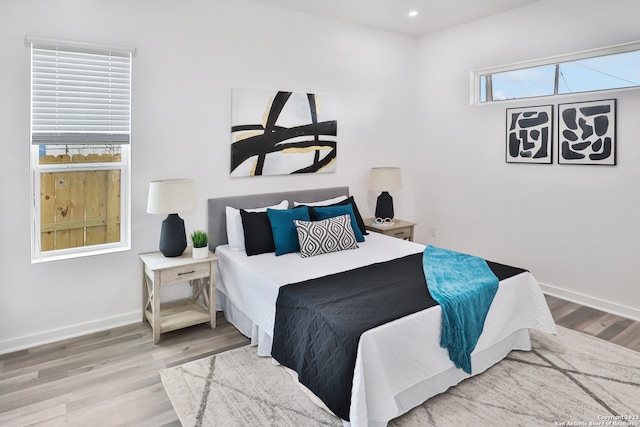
{"left": 178, "top": 270, "right": 196, "bottom": 276}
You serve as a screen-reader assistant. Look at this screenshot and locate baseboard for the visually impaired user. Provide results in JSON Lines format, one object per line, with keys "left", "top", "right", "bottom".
{"left": 0, "top": 311, "right": 141, "bottom": 355}
{"left": 540, "top": 282, "right": 640, "bottom": 323}
{"left": 3, "top": 284, "right": 638, "bottom": 355}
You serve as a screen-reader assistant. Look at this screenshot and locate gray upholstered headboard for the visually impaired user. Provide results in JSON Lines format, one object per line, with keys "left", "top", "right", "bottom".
{"left": 207, "top": 186, "right": 349, "bottom": 251}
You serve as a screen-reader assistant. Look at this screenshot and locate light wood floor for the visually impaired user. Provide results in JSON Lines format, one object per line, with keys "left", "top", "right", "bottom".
{"left": 1, "top": 296, "right": 638, "bottom": 426}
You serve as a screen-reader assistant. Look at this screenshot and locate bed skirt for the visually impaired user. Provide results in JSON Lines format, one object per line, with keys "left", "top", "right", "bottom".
{"left": 216, "top": 289, "right": 274, "bottom": 356}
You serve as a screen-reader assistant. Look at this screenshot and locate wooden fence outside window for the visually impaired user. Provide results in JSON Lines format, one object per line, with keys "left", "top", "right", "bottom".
{"left": 39, "top": 153, "right": 121, "bottom": 252}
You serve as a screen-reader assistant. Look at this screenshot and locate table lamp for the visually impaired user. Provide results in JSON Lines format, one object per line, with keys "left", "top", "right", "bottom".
{"left": 146, "top": 179, "right": 197, "bottom": 257}
{"left": 368, "top": 167, "right": 402, "bottom": 221}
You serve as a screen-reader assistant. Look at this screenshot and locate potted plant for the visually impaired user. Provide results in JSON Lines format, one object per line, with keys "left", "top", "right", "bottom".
{"left": 190, "top": 230, "right": 209, "bottom": 259}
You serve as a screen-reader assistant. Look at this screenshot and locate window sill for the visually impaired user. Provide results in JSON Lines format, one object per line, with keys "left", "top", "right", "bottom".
{"left": 31, "top": 243, "right": 131, "bottom": 264}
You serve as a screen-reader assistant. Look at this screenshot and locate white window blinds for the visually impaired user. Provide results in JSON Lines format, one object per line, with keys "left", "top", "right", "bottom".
{"left": 28, "top": 37, "right": 134, "bottom": 145}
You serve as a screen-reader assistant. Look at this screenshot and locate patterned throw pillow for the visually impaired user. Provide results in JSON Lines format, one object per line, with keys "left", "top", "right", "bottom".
{"left": 294, "top": 214, "right": 359, "bottom": 258}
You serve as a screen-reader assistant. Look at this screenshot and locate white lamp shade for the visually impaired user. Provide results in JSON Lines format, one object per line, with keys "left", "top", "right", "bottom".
{"left": 146, "top": 179, "right": 197, "bottom": 214}
{"left": 368, "top": 167, "right": 402, "bottom": 192}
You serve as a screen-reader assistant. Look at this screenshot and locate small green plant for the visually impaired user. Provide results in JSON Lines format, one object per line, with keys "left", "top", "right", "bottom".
{"left": 190, "top": 230, "right": 209, "bottom": 248}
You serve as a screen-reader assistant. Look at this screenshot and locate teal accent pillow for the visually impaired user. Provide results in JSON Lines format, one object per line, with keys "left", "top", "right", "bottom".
{"left": 267, "top": 206, "right": 311, "bottom": 256}
{"left": 312, "top": 204, "right": 365, "bottom": 242}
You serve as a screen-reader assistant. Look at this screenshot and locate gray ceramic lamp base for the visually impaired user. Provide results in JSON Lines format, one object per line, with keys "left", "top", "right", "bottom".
{"left": 375, "top": 191, "right": 394, "bottom": 220}
{"left": 159, "top": 213, "right": 187, "bottom": 257}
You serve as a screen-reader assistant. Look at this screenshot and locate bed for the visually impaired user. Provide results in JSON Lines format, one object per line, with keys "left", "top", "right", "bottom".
{"left": 208, "top": 187, "right": 557, "bottom": 427}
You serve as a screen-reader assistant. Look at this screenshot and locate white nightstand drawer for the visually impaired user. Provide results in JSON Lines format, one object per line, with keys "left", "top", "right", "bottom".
{"left": 389, "top": 227, "right": 412, "bottom": 240}
{"left": 364, "top": 218, "right": 416, "bottom": 242}
{"left": 161, "top": 262, "right": 210, "bottom": 285}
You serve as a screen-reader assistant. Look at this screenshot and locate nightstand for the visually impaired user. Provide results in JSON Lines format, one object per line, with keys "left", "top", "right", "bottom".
{"left": 365, "top": 218, "right": 416, "bottom": 241}
{"left": 140, "top": 250, "right": 218, "bottom": 344}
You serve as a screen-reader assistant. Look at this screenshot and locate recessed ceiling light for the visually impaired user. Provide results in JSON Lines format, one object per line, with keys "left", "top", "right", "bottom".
{"left": 408, "top": 10, "right": 419, "bottom": 17}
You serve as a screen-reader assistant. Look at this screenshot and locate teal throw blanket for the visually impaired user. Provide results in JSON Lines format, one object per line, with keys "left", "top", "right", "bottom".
{"left": 422, "top": 245, "right": 499, "bottom": 374}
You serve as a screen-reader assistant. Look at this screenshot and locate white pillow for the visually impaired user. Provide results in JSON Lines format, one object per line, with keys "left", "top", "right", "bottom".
{"left": 293, "top": 195, "right": 347, "bottom": 207}
{"left": 226, "top": 200, "right": 288, "bottom": 251}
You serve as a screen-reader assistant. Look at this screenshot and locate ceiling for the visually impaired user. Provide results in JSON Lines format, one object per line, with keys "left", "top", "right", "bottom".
{"left": 245, "top": 0, "right": 542, "bottom": 36}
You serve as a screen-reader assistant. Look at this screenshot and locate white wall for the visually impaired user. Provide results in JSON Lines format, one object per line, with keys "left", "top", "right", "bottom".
{"left": 415, "top": 0, "right": 640, "bottom": 320}
{"left": 3, "top": 0, "right": 639, "bottom": 354}
{"left": 0, "top": 0, "right": 418, "bottom": 353}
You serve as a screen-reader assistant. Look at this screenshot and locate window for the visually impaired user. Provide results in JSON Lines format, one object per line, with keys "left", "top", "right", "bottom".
{"left": 28, "top": 36, "right": 135, "bottom": 262}
{"left": 473, "top": 41, "right": 640, "bottom": 104}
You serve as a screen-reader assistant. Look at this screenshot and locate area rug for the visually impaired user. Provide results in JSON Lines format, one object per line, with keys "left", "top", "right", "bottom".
{"left": 160, "top": 327, "right": 640, "bottom": 426}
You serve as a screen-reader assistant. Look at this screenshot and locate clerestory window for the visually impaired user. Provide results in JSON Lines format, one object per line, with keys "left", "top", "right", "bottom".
{"left": 473, "top": 41, "right": 640, "bottom": 104}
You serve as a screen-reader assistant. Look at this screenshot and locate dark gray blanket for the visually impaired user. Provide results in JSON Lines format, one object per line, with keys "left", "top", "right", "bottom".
{"left": 271, "top": 252, "right": 526, "bottom": 421}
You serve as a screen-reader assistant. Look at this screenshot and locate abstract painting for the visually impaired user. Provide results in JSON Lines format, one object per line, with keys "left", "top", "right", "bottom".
{"left": 230, "top": 88, "right": 337, "bottom": 177}
{"left": 558, "top": 99, "right": 616, "bottom": 165}
{"left": 506, "top": 105, "right": 553, "bottom": 163}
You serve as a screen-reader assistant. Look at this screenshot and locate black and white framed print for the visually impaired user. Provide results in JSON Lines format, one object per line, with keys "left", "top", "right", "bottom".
{"left": 506, "top": 105, "right": 553, "bottom": 163}
{"left": 230, "top": 88, "right": 337, "bottom": 177}
{"left": 558, "top": 99, "right": 616, "bottom": 165}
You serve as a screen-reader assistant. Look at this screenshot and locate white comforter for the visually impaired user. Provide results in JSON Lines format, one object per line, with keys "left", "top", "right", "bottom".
{"left": 215, "top": 233, "right": 557, "bottom": 426}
